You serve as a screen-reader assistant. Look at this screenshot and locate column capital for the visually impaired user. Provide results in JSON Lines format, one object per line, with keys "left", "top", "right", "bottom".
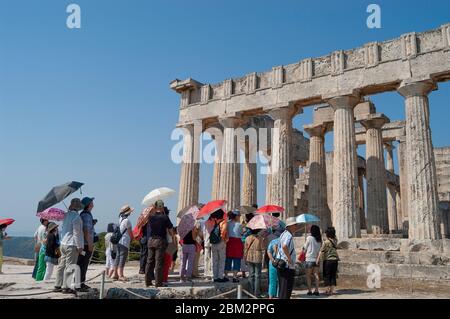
{"left": 327, "top": 95, "right": 361, "bottom": 111}
{"left": 268, "top": 106, "right": 296, "bottom": 120}
{"left": 360, "top": 113, "right": 389, "bottom": 129}
{"left": 218, "top": 115, "right": 246, "bottom": 128}
{"left": 397, "top": 80, "right": 437, "bottom": 98}
{"left": 304, "top": 123, "right": 328, "bottom": 137}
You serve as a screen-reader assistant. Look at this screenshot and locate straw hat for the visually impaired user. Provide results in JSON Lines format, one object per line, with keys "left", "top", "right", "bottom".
{"left": 120, "top": 205, "right": 134, "bottom": 216}
{"left": 47, "top": 222, "right": 59, "bottom": 233}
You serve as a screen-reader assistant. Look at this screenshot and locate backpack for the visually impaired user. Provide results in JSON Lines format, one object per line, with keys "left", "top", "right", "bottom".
{"left": 110, "top": 218, "right": 128, "bottom": 245}
{"left": 209, "top": 223, "right": 222, "bottom": 245}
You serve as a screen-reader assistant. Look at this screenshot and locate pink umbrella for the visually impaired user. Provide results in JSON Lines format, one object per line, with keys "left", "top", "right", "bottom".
{"left": 178, "top": 212, "right": 196, "bottom": 240}
{"left": 246, "top": 214, "right": 280, "bottom": 230}
{"left": 36, "top": 208, "right": 65, "bottom": 221}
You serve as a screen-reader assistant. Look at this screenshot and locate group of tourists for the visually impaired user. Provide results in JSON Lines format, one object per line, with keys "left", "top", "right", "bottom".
{"left": 28, "top": 195, "right": 340, "bottom": 299}
{"left": 32, "top": 197, "right": 103, "bottom": 294}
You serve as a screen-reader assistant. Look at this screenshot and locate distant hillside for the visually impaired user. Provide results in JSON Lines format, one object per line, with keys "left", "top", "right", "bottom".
{"left": 3, "top": 237, "right": 35, "bottom": 259}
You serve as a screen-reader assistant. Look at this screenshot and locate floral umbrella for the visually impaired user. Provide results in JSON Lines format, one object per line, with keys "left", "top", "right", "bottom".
{"left": 246, "top": 214, "right": 280, "bottom": 230}
{"left": 177, "top": 212, "right": 197, "bottom": 240}
{"left": 36, "top": 208, "right": 65, "bottom": 221}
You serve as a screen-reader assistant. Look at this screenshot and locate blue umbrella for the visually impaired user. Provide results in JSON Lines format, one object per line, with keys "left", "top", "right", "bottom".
{"left": 296, "top": 213, "right": 320, "bottom": 224}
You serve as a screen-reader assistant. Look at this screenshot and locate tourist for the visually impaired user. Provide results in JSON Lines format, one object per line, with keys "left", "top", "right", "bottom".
{"left": 170, "top": 227, "right": 179, "bottom": 273}
{"left": 208, "top": 209, "right": 228, "bottom": 283}
{"left": 179, "top": 224, "right": 199, "bottom": 282}
{"left": 113, "top": 205, "right": 134, "bottom": 281}
{"left": 162, "top": 206, "right": 175, "bottom": 285}
{"left": 244, "top": 228, "right": 266, "bottom": 297}
{"left": 43, "top": 222, "right": 60, "bottom": 281}
{"left": 135, "top": 206, "right": 154, "bottom": 275}
{"left": 267, "top": 228, "right": 283, "bottom": 299}
{"left": 145, "top": 200, "right": 175, "bottom": 288}
{"left": 0, "top": 224, "right": 11, "bottom": 274}
{"left": 54, "top": 198, "right": 84, "bottom": 294}
{"left": 200, "top": 218, "right": 213, "bottom": 280}
{"left": 303, "top": 224, "right": 322, "bottom": 296}
{"left": 32, "top": 218, "right": 48, "bottom": 279}
{"left": 77, "top": 197, "right": 95, "bottom": 291}
{"left": 240, "top": 212, "right": 254, "bottom": 278}
{"left": 225, "top": 211, "right": 244, "bottom": 283}
{"left": 276, "top": 217, "right": 300, "bottom": 299}
{"left": 317, "top": 227, "right": 339, "bottom": 296}
{"left": 104, "top": 223, "right": 116, "bottom": 278}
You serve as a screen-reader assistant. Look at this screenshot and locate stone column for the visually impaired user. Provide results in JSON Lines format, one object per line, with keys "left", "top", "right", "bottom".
{"left": 265, "top": 162, "right": 272, "bottom": 204}
{"left": 395, "top": 190, "right": 403, "bottom": 231}
{"left": 269, "top": 107, "right": 295, "bottom": 219}
{"left": 305, "top": 123, "right": 332, "bottom": 230}
{"left": 398, "top": 81, "right": 441, "bottom": 240}
{"left": 385, "top": 143, "right": 398, "bottom": 232}
{"left": 218, "top": 117, "right": 242, "bottom": 211}
{"left": 357, "top": 169, "right": 366, "bottom": 230}
{"left": 177, "top": 123, "right": 200, "bottom": 216}
{"left": 328, "top": 96, "right": 361, "bottom": 239}
{"left": 362, "top": 114, "right": 389, "bottom": 234}
{"left": 211, "top": 132, "right": 223, "bottom": 200}
{"left": 242, "top": 136, "right": 257, "bottom": 206}
{"left": 397, "top": 137, "right": 408, "bottom": 231}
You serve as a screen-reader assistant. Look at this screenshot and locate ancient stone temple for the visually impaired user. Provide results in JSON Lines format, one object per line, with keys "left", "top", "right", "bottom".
{"left": 171, "top": 23, "right": 450, "bottom": 240}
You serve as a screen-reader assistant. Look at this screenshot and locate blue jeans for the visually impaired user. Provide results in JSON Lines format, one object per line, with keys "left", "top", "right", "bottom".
{"left": 246, "top": 262, "right": 262, "bottom": 296}
{"left": 225, "top": 258, "right": 241, "bottom": 271}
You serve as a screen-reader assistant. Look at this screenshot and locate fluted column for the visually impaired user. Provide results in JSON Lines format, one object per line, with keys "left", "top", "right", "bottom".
{"left": 177, "top": 123, "right": 200, "bottom": 216}
{"left": 362, "top": 114, "right": 389, "bottom": 234}
{"left": 385, "top": 143, "right": 398, "bottom": 232}
{"left": 304, "top": 123, "right": 332, "bottom": 230}
{"left": 397, "top": 137, "right": 408, "bottom": 231}
{"left": 242, "top": 136, "right": 257, "bottom": 206}
{"left": 329, "top": 96, "right": 361, "bottom": 239}
{"left": 357, "top": 169, "right": 366, "bottom": 230}
{"left": 218, "top": 117, "right": 242, "bottom": 211}
{"left": 211, "top": 131, "right": 223, "bottom": 200}
{"left": 398, "top": 80, "right": 441, "bottom": 240}
{"left": 395, "top": 191, "right": 403, "bottom": 231}
{"left": 269, "top": 107, "right": 295, "bottom": 219}
{"left": 265, "top": 162, "right": 272, "bottom": 204}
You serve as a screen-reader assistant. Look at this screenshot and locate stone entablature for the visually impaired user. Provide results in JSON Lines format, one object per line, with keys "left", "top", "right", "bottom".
{"left": 355, "top": 120, "right": 405, "bottom": 145}
{"left": 173, "top": 24, "right": 450, "bottom": 125}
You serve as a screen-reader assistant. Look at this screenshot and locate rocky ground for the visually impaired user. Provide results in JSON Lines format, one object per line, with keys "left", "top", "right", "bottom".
{"left": 1, "top": 260, "right": 449, "bottom": 299}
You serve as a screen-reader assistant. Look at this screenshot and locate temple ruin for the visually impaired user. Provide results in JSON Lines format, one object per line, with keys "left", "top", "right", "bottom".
{"left": 171, "top": 23, "right": 450, "bottom": 241}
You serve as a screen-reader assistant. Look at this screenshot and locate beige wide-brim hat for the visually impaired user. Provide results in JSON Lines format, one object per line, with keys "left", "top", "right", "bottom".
{"left": 47, "top": 222, "right": 59, "bottom": 233}
{"left": 285, "top": 217, "right": 300, "bottom": 228}
{"left": 120, "top": 205, "right": 134, "bottom": 216}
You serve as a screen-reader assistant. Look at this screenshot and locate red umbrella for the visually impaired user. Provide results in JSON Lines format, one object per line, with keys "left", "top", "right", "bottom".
{"left": 0, "top": 218, "right": 15, "bottom": 227}
{"left": 255, "top": 205, "right": 284, "bottom": 214}
{"left": 197, "top": 200, "right": 226, "bottom": 219}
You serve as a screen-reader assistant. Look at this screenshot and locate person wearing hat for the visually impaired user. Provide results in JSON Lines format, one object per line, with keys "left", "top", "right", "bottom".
{"left": 275, "top": 217, "right": 300, "bottom": 299}
{"left": 77, "top": 197, "right": 95, "bottom": 291}
{"left": 112, "top": 205, "right": 134, "bottom": 281}
{"left": 44, "top": 222, "right": 60, "bottom": 281}
{"left": 145, "top": 200, "right": 175, "bottom": 287}
{"left": 225, "top": 210, "right": 244, "bottom": 283}
{"left": 32, "top": 218, "right": 49, "bottom": 280}
{"left": 54, "top": 198, "right": 85, "bottom": 294}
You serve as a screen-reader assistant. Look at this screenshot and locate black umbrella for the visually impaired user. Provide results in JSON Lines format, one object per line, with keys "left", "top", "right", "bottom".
{"left": 37, "top": 181, "right": 84, "bottom": 213}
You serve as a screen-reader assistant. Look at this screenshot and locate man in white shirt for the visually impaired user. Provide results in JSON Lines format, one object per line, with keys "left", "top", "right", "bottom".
{"left": 276, "top": 217, "right": 300, "bottom": 299}
{"left": 54, "top": 198, "right": 84, "bottom": 294}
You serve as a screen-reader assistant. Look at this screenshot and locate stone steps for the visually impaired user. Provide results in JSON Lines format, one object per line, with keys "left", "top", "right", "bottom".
{"left": 338, "top": 261, "right": 450, "bottom": 281}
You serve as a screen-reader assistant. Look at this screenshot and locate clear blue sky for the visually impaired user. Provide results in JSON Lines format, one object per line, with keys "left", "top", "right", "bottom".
{"left": 1, "top": 0, "right": 449, "bottom": 236}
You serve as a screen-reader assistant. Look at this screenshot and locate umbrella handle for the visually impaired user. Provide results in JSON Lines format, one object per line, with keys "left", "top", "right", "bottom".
{"left": 62, "top": 201, "right": 68, "bottom": 210}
